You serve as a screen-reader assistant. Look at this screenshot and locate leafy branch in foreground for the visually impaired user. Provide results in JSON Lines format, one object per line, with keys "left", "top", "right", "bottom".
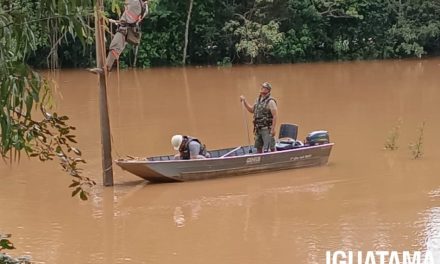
{"left": 28, "top": 107, "right": 96, "bottom": 200}
{"left": 384, "top": 118, "right": 403, "bottom": 150}
{"left": 0, "top": 62, "right": 95, "bottom": 200}
{"left": 1, "top": 0, "right": 98, "bottom": 200}
{"left": 2, "top": 98, "right": 96, "bottom": 200}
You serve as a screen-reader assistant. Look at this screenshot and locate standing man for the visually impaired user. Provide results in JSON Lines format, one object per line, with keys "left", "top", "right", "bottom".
{"left": 90, "top": 0, "right": 148, "bottom": 74}
{"left": 240, "top": 82, "right": 278, "bottom": 153}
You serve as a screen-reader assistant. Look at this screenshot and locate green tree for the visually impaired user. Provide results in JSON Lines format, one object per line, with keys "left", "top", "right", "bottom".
{"left": 385, "top": 0, "right": 440, "bottom": 58}
{"left": 10, "top": 0, "right": 440, "bottom": 68}
{"left": 273, "top": 0, "right": 327, "bottom": 62}
{"left": 223, "top": 0, "right": 284, "bottom": 63}
{"left": 130, "top": 1, "right": 187, "bottom": 67}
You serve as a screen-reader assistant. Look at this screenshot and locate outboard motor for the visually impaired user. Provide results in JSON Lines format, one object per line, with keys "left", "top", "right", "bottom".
{"left": 305, "top": 130, "right": 330, "bottom": 146}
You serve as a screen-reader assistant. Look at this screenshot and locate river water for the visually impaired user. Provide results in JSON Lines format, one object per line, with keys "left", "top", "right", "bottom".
{"left": 1, "top": 59, "right": 439, "bottom": 263}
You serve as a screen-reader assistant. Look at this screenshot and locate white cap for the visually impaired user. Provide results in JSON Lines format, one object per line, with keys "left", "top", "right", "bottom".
{"left": 171, "top": 135, "right": 183, "bottom": 150}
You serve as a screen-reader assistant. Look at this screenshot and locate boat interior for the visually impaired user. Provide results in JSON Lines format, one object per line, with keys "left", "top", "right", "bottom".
{"left": 147, "top": 146, "right": 256, "bottom": 161}
{"left": 145, "top": 124, "right": 327, "bottom": 161}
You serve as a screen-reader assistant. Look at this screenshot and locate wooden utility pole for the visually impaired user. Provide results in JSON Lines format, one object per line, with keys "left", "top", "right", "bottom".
{"left": 95, "top": 0, "right": 114, "bottom": 186}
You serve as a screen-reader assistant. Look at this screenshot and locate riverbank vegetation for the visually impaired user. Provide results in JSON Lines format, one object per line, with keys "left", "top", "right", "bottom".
{"left": 24, "top": 0, "right": 440, "bottom": 69}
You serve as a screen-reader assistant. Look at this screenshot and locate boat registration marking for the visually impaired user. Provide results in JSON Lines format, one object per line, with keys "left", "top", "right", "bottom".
{"left": 246, "top": 156, "right": 261, "bottom": 165}
{"left": 290, "top": 154, "right": 312, "bottom": 161}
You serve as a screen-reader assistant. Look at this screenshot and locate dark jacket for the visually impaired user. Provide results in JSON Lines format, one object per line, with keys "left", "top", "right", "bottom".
{"left": 179, "top": 136, "right": 207, "bottom": 160}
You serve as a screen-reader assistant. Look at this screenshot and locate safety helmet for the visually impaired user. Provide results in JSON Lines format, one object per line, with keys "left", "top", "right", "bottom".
{"left": 262, "top": 82, "right": 272, "bottom": 90}
{"left": 171, "top": 135, "right": 183, "bottom": 150}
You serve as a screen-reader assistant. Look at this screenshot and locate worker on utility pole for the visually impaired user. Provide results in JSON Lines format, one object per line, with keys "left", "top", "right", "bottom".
{"left": 90, "top": 0, "right": 149, "bottom": 74}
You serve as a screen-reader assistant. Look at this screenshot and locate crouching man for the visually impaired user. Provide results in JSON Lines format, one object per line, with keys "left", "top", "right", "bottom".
{"left": 171, "top": 135, "right": 210, "bottom": 160}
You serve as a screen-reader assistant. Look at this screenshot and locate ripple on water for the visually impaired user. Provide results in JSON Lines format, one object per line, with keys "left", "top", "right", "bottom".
{"left": 429, "top": 188, "right": 440, "bottom": 200}
{"left": 421, "top": 207, "right": 440, "bottom": 263}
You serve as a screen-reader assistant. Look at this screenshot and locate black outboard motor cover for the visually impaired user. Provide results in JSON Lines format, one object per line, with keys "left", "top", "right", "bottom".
{"left": 305, "top": 130, "right": 329, "bottom": 146}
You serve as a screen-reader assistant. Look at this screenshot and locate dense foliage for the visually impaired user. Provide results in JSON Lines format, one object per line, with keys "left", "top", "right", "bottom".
{"left": 26, "top": 0, "right": 440, "bottom": 68}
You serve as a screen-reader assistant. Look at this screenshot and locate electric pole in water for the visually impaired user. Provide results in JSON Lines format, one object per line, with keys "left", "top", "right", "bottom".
{"left": 95, "top": 0, "right": 114, "bottom": 186}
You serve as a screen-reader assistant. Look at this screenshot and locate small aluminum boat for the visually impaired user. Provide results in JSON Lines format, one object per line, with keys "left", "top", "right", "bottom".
{"left": 116, "top": 142, "right": 334, "bottom": 183}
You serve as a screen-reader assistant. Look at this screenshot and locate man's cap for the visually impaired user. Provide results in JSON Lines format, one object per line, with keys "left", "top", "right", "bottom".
{"left": 262, "top": 82, "right": 272, "bottom": 90}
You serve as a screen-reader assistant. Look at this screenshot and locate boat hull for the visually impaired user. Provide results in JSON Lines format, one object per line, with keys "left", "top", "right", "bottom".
{"left": 116, "top": 143, "right": 333, "bottom": 183}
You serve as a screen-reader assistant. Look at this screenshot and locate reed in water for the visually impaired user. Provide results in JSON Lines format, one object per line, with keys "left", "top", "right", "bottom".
{"left": 384, "top": 118, "right": 403, "bottom": 150}
{"left": 409, "top": 121, "right": 426, "bottom": 159}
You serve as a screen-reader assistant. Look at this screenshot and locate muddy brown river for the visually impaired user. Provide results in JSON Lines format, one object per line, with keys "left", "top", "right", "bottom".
{"left": 1, "top": 58, "right": 439, "bottom": 263}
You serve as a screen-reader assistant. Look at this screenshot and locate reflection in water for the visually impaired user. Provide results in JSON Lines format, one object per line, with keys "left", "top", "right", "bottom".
{"left": 181, "top": 67, "right": 198, "bottom": 136}
{"left": 425, "top": 207, "right": 440, "bottom": 264}
{"left": 1, "top": 59, "right": 440, "bottom": 263}
{"left": 264, "top": 181, "right": 334, "bottom": 198}
{"left": 173, "top": 207, "right": 185, "bottom": 228}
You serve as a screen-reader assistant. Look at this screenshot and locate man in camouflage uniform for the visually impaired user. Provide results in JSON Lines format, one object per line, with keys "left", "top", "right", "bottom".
{"left": 90, "top": 0, "right": 148, "bottom": 74}
{"left": 240, "top": 82, "right": 278, "bottom": 153}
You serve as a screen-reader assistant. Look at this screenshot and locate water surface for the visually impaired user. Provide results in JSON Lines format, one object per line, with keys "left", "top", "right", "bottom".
{"left": 1, "top": 59, "right": 439, "bottom": 263}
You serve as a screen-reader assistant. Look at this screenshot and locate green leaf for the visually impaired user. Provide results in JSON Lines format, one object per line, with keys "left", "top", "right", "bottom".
{"left": 66, "top": 135, "right": 77, "bottom": 143}
{"left": 71, "top": 186, "right": 81, "bottom": 197}
{"left": 69, "top": 181, "right": 80, "bottom": 188}
{"left": 0, "top": 238, "right": 15, "bottom": 250}
{"left": 71, "top": 147, "right": 82, "bottom": 155}
{"left": 79, "top": 190, "right": 88, "bottom": 201}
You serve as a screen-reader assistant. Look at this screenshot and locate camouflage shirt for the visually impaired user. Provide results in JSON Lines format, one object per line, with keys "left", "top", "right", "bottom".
{"left": 253, "top": 94, "right": 277, "bottom": 129}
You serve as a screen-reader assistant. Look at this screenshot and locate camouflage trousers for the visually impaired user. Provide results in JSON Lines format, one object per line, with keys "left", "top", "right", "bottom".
{"left": 106, "top": 26, "right": 141, "bottom": 71}
{"left": 254, "top": 127, "right": 275, "bottom": 152}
